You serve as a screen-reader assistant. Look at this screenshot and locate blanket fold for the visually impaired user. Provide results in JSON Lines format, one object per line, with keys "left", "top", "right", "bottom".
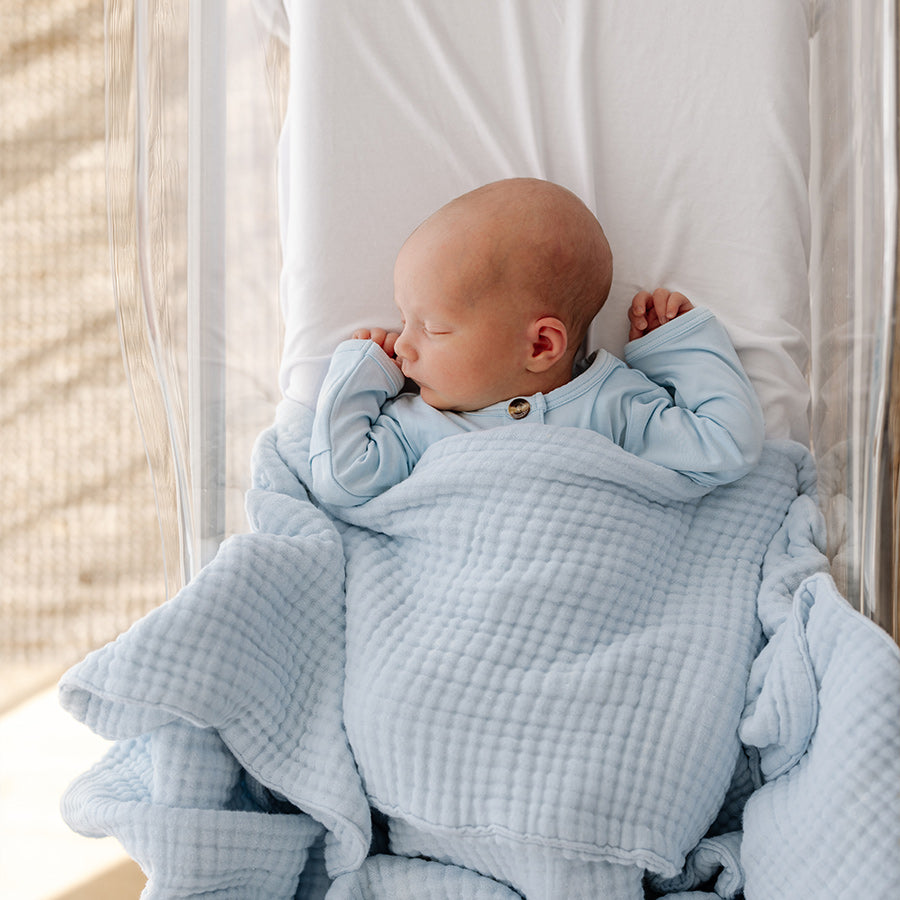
{"left": 58, "top": 400, "right": 900, "bottom": 898}
{"left": 62, "top": 731, "right": 325, "bottom": 899}
{"left": 60, "top": 405, "right": 371, "bottom": 879}
{"left": 740, "top": 572, "right": 900, "bottom": 898}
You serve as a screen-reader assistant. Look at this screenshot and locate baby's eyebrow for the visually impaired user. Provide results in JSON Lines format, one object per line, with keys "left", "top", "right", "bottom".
{"left": 390, "top": 298, "right": 406, "bottom": 322}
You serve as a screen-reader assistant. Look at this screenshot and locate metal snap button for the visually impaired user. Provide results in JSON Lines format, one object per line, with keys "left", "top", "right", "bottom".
{"left": 507, "top": 398, "right": 531, "bottom": 419}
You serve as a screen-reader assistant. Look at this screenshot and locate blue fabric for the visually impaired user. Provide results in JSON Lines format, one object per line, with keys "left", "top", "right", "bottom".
{"left": 309, "top": 307, "right": 765, "bottom": 507}
{"left": 60, "top": 406, "right": 372, "bottom": 880}
{"left": 59, "top": 400, "right": 900, "bottom": 898}
{"left": 740, "top": 571, "right": 900, "bottom": 897}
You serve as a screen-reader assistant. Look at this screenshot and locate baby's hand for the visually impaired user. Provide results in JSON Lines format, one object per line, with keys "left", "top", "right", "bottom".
{"left": 352, "top": 327, "right": 402, "bottom": 367}
{"left": 628, "top": 289, "right": 694, "bottom": 341}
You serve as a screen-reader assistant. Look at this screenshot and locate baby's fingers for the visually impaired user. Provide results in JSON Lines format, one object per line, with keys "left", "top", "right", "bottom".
{"left": 669, "top": 292, "right": 694, "bottom": 318}
{"left": 652, "top": 289, "right": 693, "bottom": 324}
{"left": 353, "top": 327, "right": 391, "bottom": 346}
{"left": 382, "top": 331, "right": 401, "bottom": 360}
{"left": 650, "top": 289, "right": 674, "bottom": 325}
{"left": 352, "top": 327, "right": 403, "bottom": 367}
{"left": 629, "top": 291, "right": 653, "bottom": 330}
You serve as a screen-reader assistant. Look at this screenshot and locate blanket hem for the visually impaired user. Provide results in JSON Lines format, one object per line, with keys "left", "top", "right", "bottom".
{"left": 371, "top": 796, "right": 682, "bottom": 879}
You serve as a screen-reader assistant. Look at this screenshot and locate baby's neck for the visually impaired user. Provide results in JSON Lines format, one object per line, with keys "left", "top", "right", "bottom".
{"left": 498, "top": 359, "right": 576, "bottom": 404}
{"left": 527, "top": 369, "right": 573, "bottom": 397}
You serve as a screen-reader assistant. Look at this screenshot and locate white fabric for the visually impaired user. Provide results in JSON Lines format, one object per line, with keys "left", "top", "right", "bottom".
{"left": 278, "top": 1, "right": 813, "bottom": 442}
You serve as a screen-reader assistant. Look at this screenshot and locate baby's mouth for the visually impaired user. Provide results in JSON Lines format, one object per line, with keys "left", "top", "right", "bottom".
{"left": 397, "top": 363, "right": 421, "bottom": 394}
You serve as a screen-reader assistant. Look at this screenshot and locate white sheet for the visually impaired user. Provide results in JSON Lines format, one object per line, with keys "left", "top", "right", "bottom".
{"left": 277, "top": 1, "right": 812, "bottom": 443}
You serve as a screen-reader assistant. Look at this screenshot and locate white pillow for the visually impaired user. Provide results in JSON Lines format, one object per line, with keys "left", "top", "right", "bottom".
{"left": 278, "top": 1, "right": 812, "bottom": 442}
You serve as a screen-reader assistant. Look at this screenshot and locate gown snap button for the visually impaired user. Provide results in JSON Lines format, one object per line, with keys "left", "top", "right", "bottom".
{"left": 507, "top": 398, "right": 531, "bottom": 419}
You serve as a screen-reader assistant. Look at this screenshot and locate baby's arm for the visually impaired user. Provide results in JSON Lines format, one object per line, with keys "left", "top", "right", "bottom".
{"left": 619, "top": 302, "right": 765, "bottom": 486}
{"left": 308, "top": 335, "right": 414, "bottom": 508}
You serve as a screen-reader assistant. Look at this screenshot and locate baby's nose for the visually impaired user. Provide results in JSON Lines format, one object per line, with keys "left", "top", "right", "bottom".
{"left": 394, "top": 330, "right": 415, "bottom": 361}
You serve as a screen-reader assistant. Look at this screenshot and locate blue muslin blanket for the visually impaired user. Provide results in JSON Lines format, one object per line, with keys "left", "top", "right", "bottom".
{"left": 59, "top": 400, "right": 900, "bottom": 899}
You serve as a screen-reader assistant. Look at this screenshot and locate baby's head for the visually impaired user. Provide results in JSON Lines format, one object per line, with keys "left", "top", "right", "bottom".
{"left": 392, "top": 178, "right": 613, "bottom": 411}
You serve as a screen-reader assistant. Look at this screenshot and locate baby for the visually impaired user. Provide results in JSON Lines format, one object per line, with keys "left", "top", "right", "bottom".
{"left": 309, "top": 178, "right": 764, "bottom": 507}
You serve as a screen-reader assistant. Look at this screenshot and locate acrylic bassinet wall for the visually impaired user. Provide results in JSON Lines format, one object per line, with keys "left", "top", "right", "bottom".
{"left": 106, "top": 0, "right": 899, "bottom": 643}
{"left": 106, "top": 0, "right": 287, "bottom": 589}
{"left": 807, "top": 0, "right": 899, "bottom": 641}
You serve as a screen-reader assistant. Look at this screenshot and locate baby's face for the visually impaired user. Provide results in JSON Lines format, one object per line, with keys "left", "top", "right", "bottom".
{"left": 391, "top": 223, "right": 535, "bottom": 412}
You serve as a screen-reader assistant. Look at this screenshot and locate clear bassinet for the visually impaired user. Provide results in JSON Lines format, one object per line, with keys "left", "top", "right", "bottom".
{"left": 50, "top": 2, "right": 900, "bottom": 896}
{"left": 109, "top": 0, "right": 897, "bottom": 639}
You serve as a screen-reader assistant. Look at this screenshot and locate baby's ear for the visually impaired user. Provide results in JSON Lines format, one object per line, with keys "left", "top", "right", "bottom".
{"left": 526, "top": 316, "right": 568, "bottom": 373}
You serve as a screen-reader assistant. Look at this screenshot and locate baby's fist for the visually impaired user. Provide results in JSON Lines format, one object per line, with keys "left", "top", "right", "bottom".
{"left": 628, "top": 289, "right": 693, "bottom": 340}
{"left": 352, "top": 327, "right": 401, "bottom": 366}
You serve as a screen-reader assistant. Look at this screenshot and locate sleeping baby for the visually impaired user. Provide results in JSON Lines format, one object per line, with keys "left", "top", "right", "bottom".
{"left": 300, "top": 177, "right": 773, "bottom": 898}
{"left": 59, "top": 179, "right": 793, "bottom": 899}
{"left": 308, "top": 177, "right": 765, "bottom": 507}
{"left": 305, "top": 181, "right": 772, "bottom": 896}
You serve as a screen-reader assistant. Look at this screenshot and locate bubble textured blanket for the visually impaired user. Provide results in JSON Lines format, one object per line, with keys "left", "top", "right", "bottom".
{"left": 58, "top": 400, "right": 900, "bottom": 898}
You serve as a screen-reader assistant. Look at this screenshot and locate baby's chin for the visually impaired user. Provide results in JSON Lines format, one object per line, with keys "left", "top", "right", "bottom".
{"left": 417, "top": 386, "right": 452, "bottom": 410}
{"left": 418, "top": 389, "right": 501, "bottom": 413}
{"left": 417, "top": 385, "right": 466, "bottom": 412}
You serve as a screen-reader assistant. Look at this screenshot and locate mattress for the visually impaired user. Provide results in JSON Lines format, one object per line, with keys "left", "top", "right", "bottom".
{"left": 275, "top": 0, "right": 813, "bottom": 444}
